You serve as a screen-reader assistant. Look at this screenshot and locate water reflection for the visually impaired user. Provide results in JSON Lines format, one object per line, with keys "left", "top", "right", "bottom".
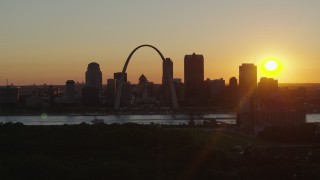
{"left": 0, "top": 114, "right": 318, "bottom": 125}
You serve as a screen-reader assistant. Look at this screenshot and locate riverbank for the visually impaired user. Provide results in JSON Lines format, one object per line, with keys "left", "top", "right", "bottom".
{"left": 0, "top": 124, "right": 320, "bottom": 179}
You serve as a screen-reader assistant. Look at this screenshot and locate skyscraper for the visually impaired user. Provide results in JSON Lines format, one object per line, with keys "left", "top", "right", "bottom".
{"left": 239, "top": 63, "right": 257, "bottom": 112}
{"left": 184, "top": 53, "right": 204, "bottom": 104}
{"left": 85, "top": 62, "right": 102, "bottom": 89}
{"left": 162, "top": 58, "right": 173, "bottom": 85}
{"left": 162, "top": 58, "right": 173, "bottom": 104}
{"left": 83, "top": 62, "right": 102, "bottom": 106}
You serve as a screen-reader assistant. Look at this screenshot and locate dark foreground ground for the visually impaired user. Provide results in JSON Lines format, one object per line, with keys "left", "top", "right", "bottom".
{"left": 1, "top": 123, "right": 320, "bottom": 180}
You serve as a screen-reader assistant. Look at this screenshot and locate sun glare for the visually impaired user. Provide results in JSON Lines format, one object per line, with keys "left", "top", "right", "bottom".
{"left": 264, "top": 60, "right": 278, "bottom": 71}
{"left": 260, "top": 58, "right": 283, "bottom": 77}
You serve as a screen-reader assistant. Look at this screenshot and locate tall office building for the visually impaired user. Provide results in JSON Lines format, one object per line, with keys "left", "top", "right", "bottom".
{"left": 238, "top": 63, "right": 257, "bottom": 112}
{"left": 162, "top": 58, "right": 173, "bottom": 104}
{"left": 184, "top": 53, "right": 204, "bottom": 104}
{"left": 83, "top": 62, "right": 102, "bottom": 106}
{"left": 162, "top": 58, "right": 173, "bottom": 85}
{"left": 85, "top": 62, "right": 102, "bottom": 89}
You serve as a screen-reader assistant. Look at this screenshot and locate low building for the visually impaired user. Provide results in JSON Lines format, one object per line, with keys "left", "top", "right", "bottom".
{"left": 0, "top": 86, "right": 19, "bottom": 104}
{"left": 237, "top": 110, "right": 306, "bottom": 134}
{"left": 82, "top": 86, "right": 100, "bottom": 106}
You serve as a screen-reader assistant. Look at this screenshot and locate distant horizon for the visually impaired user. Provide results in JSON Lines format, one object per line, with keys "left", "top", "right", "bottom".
{"left": 3, "top": 81, "right": 320, "bottom": 87}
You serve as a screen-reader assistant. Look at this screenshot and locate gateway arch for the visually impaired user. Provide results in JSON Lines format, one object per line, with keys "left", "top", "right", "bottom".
{"left": 114, "top": 44, "right": 179, "bottom": 109}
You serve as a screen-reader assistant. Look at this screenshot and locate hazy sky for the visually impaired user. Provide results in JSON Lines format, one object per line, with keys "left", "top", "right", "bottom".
{"left": 1, "top": 0, "right": 319, "bottom": 85}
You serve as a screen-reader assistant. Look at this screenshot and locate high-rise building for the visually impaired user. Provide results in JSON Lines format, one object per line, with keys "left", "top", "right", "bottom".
{"left": 83, "top": 62, "right": 102, "bottom": 106}
{"left": 238, "top": 63, "right": 257, "bottom": 112}
{"left": 184, "top": 53, "right": 204, "bottom": 104}
{"left": 162, "top": 58, "right": 173, "bottom": 85}
{"left": 85, "top": 62, "right": 102, "bottom": 89}
{"left": 162, "top": 58, "right": 173, "bottom": 104}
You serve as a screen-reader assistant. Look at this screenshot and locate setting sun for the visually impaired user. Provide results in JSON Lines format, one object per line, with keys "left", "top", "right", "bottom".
{"left": 260, "top": 58, "right": 283, "bottom": 78}
{"left": 264, "top": 60, "right": 279, "bottom": 71}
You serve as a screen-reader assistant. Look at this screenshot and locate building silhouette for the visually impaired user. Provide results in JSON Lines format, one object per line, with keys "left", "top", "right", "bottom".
{"left": 162, "top": 58, "right": 173, "bottom": 104}
{"left": 82, "top": 87, "right": 100, "bottom": 106}
{"left": 0, "top": 86, "right": 19, "bottom": 104}
{"left": 239, "top": 63, "right": 257, "bottom": 112}
{"left": 139, "top": 74, "right": 148, "bottom": 84}
{"left": 162, "top": 58, "right": 173, "bottom": 85}
{"left": 258, "top": 77, "right": 279, "bottom": 108}
{"left": 114, "top": 72, "right": 127, "bottom": 93}
{"left": 113, "top": 72, "right": 130, "bottom": 106}
{"left": 229, "top": 77, "right": 238, "bottom": 90}
{"left": 85, "top": 62, "right": 102, "bottom": 89}
{"left": 114, "top": 72, "right": 127, "bottom": 83}
{"left": 83, "top": 62, "right": 102, "bottom": 106}
{"left": 173, "top": 78, "right": 185, "bottom": 102}
{"left": 205, "top": 78, "right": 225, "bottom": 98}
{"left": 106, "top": 78, "right": 116, "bottom": 99}
{"left": 184, "top": 53, "right": 204, "bottom": 105}
{"left": 65, "top": 80, "right": 75, "bottom": 99}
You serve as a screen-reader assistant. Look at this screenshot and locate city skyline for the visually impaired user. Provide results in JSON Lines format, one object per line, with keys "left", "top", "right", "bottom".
{"left": 1, "top": 0, "right": 320, "bottom": 85}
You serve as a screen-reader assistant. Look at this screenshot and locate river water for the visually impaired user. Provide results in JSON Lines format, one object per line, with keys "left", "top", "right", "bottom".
{"left": 0, "top": 114, "right": 319, "bottom": 125}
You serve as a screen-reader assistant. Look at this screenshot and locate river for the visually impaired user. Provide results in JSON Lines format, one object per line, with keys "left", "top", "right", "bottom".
{"left": 0, "top": 114, "right": 319, "bottom": 125}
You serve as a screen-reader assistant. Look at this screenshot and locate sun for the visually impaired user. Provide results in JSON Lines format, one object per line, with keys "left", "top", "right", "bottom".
{"left": 264, "top": 60, "right": 279, "bottom": 71}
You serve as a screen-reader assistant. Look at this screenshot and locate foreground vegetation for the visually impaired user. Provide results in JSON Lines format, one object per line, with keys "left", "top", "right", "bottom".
{"left": 0, "top": 123, "right": 320, "bottom": 179}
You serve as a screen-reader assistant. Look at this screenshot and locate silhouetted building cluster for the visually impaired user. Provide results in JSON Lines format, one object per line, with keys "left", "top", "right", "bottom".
{"left": 0, "top": 86, "right": 19, "bottom": 104}
{"left": 236, "top": 65, "right": 306, "bottom": 134}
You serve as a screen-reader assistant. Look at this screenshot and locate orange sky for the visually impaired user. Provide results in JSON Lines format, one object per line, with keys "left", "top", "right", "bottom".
{"left": 1, "top": 0, "right": 319, "bottom": 85}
